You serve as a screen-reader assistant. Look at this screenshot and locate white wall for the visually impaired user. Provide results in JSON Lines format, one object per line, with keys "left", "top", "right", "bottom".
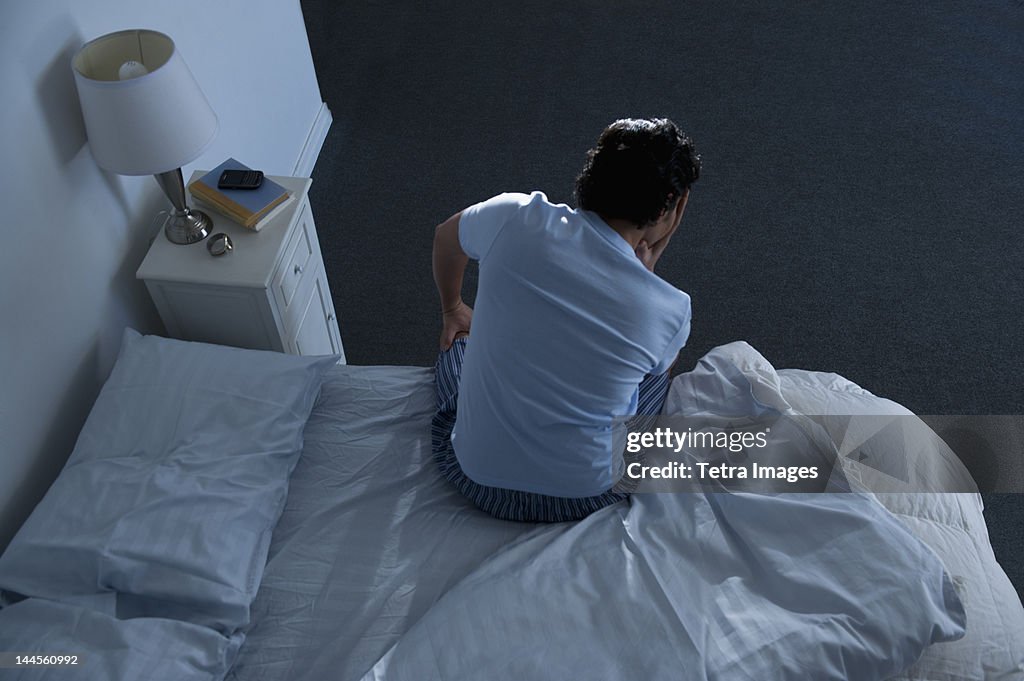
{"left": 0, "top": 0, "right": 329, "bottom": 548}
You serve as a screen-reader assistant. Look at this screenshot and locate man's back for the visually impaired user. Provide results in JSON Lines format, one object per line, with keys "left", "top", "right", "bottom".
{"left": 452, "top": 191, "right": 691, "bottom": 497}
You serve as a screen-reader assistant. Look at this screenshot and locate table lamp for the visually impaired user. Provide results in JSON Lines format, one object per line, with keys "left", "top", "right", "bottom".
{"left": 72, "top": 29, "right": 219, "bottom": 244}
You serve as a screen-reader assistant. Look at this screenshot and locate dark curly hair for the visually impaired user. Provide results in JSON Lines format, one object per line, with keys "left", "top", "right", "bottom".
{"left": 574, "top": 118, "right": 701, "bottom": 228}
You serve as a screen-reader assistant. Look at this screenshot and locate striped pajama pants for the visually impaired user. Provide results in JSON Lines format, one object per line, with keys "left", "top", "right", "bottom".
{"left": 432, "top": 337, "right": 672, "bottom": 523}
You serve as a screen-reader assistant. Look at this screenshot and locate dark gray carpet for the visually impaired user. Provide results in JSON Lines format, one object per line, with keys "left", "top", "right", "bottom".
{"left": 300, "top": 2, "right": 1023, "bottom": 597}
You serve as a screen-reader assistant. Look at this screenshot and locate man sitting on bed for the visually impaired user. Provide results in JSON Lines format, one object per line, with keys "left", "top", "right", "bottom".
{"left": 431, "top": 117, "right": 701, "bottom": 522}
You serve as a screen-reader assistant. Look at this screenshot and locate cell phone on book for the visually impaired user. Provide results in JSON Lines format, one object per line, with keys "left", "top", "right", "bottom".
{"left": 218, "top": 169, "right": 264, "bottom": 190}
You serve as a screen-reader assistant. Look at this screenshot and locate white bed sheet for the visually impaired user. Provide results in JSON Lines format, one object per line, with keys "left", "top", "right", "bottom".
{"left": 227, "top": 366, "right": 537, "bottom": 681}
{"left": 228, "top": 348, "right": 1023, "bottom": 681}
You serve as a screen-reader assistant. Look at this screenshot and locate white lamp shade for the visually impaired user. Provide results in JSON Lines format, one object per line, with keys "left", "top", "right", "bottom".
{"left": 72, "top": 29, "right": 218, "bottom": 176}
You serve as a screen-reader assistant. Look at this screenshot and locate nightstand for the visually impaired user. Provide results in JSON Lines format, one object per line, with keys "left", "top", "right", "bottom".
{"left": 136, "top": 173, "right": 346, "bottom": 361}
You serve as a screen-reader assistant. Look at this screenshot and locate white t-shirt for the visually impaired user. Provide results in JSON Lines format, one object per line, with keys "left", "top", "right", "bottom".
{"left": 452, "top": 191, "right": 691, "bottom": 497}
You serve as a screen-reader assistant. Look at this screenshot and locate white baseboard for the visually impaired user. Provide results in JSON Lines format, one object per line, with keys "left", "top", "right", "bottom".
{"left": 293, "top": 102, "right": 333, "bottom": 177}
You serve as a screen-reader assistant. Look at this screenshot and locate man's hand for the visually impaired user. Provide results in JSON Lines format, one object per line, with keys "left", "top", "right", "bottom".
{"left": 635, "top": 192, "right": 688, "bottom": 272}
{"left": 635, "top": 220, "right": 679, "bottom": 272}
{"left": 634, "top": 240, "right": 657, "bottom": 271}
{"left": 440, "top": 300, "right": 473, "bottom": 350}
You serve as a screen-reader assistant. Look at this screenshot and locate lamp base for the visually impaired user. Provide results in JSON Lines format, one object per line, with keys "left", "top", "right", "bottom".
{"left": 164, "top": 208, "right": 212, "bottom": 244}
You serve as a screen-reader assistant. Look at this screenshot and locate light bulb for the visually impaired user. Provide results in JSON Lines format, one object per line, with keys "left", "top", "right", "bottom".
{"left": 118, "top": 60, "right": 149, "bottom": 80}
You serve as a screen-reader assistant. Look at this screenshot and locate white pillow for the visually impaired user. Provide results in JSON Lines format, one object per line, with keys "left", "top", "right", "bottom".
{"left": 0, "top": 330, "right": 338, "bottom": 634}
{"left": 0, "top": 597, "right": 241, "bottom": 680}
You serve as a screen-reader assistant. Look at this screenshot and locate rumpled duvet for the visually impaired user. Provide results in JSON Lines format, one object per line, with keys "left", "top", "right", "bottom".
{"left": 359, "top": 342, "right": 965, "bottom": 680}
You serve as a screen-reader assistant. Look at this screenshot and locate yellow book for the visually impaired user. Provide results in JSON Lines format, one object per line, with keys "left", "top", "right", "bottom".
{"left": 192, "top": 193, "right": 295, "bottom": 232}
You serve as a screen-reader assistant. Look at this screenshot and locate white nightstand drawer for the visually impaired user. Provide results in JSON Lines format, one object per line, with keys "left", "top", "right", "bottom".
{"left": 273, "top": 201, "right": 315, "bottom": 311}
{"left": 288, "top": 270, "right": 341, "bottom": 357}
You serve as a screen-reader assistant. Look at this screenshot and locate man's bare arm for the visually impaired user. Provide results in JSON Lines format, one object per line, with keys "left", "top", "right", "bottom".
{"left": 432, "top": 211, "right": 473, "bottom": 349}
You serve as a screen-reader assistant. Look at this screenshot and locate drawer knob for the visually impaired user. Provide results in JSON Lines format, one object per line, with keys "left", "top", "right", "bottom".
{"left": 293, "top": 264, "right": 303, "bottom": 275}
{"left": 327, "top": 313, "right": 335, "bottom": 322}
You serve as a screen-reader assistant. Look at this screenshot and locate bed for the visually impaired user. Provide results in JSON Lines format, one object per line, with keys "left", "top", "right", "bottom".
{"left": 0, "top": 330, "right": 1021, "bottom": 680}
